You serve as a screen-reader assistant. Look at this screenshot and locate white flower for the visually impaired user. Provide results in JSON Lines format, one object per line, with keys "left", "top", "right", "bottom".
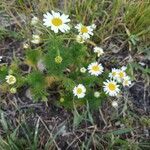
{"left": 91, "top": 24, "right": 96, "bottom": 29}
{"left": 116, "top": 69, "right": 126, "bottom": 82}
{"left": 112, "top": 101, "right": 118, "bottom": 108}
{"left": 73, "top": 84, "right": 86, "bottom": 98}
{"left": 31, "top": 35, "right": 41, "bottom": 44}
{"left": 31, "top": 16, "right": 39, "bottom": 25}
{"left": 23, "top": 43, "right": 29, "bottom": 49}
{"left": 76, "top": 35, "right": 85, "bottom": 43}
{"left": 75, "top": 23, "right": 94, "bottom": 39}
{"left": 94, "top": 91, "right": 100, "bottom": 98}
{"left": 43, "top": 11, "right": 70, "bottom": 33}
{"left": 109, "top": 68, "right": 119, "bottom": 79}
{"left": 5, "top": 75, "right": 16, "bottom": 85}
{"left": 123, "top": 76, "right": 131, "bottom": 87}
{"left": 103, "top": 80, "right": 120, "bottom": 96}
{"left": 88, "top": 62, "right": 104, "bottom": 76}
{"left": 93, "top": 47, "right": 104, "bottom": 57}
{"left": 80, "top": 67, "right": 86, "bottom": 73}
{"left": 0, "top": 56, "right": 3, "bottom": 62}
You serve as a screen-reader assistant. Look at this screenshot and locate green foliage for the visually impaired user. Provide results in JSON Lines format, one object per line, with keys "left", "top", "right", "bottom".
{"left": 44, "top": 36, "right": 87, "bottom": 77}
{"left": 72, "top": 102, "right": 95, "bottom": 129}
{"left": 128, "top": 62, "right": 150, "bottom": 80}
{"left": 26, "top": 71, "right": 48, "bottom": 101}
{"left": 0, "top": 66, "right": 8, "bottom": 82}
{"left": 0, "top": 112, "right": 42, "bottom": 150}
{"left": 25, "top": 49, "right": 42, "bottom": 67}
{"left": 0, "top": 0, "right": 149, "bottom": 149}
{"left": 124, "top": 1, "right": 150, "bottom": 35}
{"left": 0, "top": 27, "right": 22, "bottom": 41}
{"left": 1, "top": 0, "right": 148, "bottom": 109}
{"left": 44, "top": 41, "right": 71, "bottom": 76}
{"left": 61, "top": 77, "right": 76, "bottom": 92}
{"left": 0, "top": 28, "right": 7, "bottom": 40}
{"left": 69, "top": 42, "right": 87, "bottom": 64}
{"left": 87, "top": 91, "right": 106, "bottom": 109}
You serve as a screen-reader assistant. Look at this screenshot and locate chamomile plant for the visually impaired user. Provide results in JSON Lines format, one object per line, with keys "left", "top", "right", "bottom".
{"left": 0, "top": 10, "right": 132, "bottom": 109}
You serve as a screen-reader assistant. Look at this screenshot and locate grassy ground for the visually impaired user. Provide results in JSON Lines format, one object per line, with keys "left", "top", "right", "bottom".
{"left": 0, "top": 0, "right": 150, "bottom": 149}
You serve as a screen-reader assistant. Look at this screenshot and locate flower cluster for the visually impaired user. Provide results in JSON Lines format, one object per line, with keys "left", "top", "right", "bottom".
{"left": 103, "top": 66, "right": 131, "bottom": 97}
{"left": 73, "top": 66, "right": 131, "bottom": 99}
{"left": 29, "top": 11, "right": 96, "bottom": 45}
{"left": 108, "top": 66, "right": 131, "bottom": 85}
{"left": 1, "top": 10, "right": 132, "bottom": 108}
{"left": 37, "top": 11, "right": 131, "bottom": 99}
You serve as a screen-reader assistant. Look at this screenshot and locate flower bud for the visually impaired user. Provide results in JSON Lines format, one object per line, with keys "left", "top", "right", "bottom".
{"left": 10, "top": 87, "right": 17, "bottom": 94}
{"left": 55, "top": 56, "right": 63, "bottom": 64}
{"left": 94, "top": 91, "right": 100, "bottom": 98}
{"left": 111, "top": 101, "right": 118, "bottom": 108}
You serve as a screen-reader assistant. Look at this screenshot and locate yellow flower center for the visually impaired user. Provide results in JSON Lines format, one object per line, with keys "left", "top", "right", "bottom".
{"left": 92, "top": 65, "right": 100, "bottom": 72}
{"left": 119, "top": 72, "right": 124, "bottom": 78}
{"left": 81, "top": 26, "right": 88, "bottom": 33}
{"left": 77, "top": 88, "right": 82, "bottom": 94}
{"left": 108, "top": 83, "right": 116, "bottom": 91}
{"left": 52, "top": 18, "right": 62, "bottom": 26}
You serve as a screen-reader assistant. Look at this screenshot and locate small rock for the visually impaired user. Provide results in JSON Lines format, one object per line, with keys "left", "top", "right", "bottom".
{"left": 25, "top": 89, "right": 33, "bottom": 100}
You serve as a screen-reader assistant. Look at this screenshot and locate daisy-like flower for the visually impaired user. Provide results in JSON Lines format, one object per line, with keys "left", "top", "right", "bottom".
{"left": 109, "top": 68, "right": 119, "bottom": 79}
{"left": 76, "top": 35, "right": 85, "bottom": 43}
{"left": 80, "top": 67, "right": 86, "bottom": 73}
{"left": 103, "top": 80, "right": 120, "bottom": 96}
{"left": 88, "top": 62, "right": 104, "bottom": 76}
{"left": 75, "top": 23, "right": 94, "bottom": 39}
{"left": 116, "top": 69, "right": 126, "bottom": 82}
{"left": 73, "top": 84, "right": 86, "bottom": 98}
{"left": 93, "top": 47, "right": 104, "bottom": 57}
{"left": 94, "top": 91, "right": 100, "bottom": 98}
{"left": 31, "top": 16, "right": 39, "bottom": 25}
{"left": 31, "top": 35, "right": 41, "bottom": 44}
{"left": 43, "top": 11, "right": 70, "bottom": 33}
{"left": 5, "top": 75, "right": 16, "bottom": 85}
{"left": 123, "top": 76, "right": 131, "bottom": 87}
